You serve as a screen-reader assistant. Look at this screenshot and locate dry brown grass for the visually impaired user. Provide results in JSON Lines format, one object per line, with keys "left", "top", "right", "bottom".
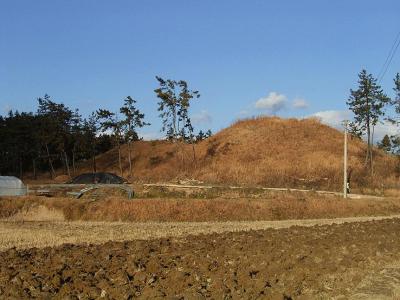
{"left": 31, "top": 116, "right": 399, "bottom": 190}
{"left": 59, "top": 197, "right": 400, "bottom": 222}
{"left": 2, "top": 215, "right": 400, "bottom": 252}
{"left": 2, "top": 194, "right": 400, "bottom": 222}
{"left": 193, "top": 117, "right": 398, "bottom": 189}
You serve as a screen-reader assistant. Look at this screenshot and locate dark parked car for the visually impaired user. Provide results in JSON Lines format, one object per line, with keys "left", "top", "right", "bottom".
{"left": 68, "top": 172, "right": 128, "bottom": 184}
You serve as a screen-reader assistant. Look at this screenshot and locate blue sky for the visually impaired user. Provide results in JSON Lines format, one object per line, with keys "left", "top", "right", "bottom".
{"left": 1, "top": 0, "right": 400, "bottom": 140}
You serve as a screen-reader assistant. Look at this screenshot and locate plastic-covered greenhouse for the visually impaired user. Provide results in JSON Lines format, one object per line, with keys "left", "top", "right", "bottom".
{"left": 0, "top": 176, "right": 27, "bottom": 196}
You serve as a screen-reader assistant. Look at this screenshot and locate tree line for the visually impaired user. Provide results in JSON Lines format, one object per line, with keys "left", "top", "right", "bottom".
{"left": 347, "top": 70, "right": 400, "bottom": 172}
{"left": 8, "top": 69, "right": 398, "bottom": 181}
{"left": 0, "top": 77, "right": 212, "bottom": 179}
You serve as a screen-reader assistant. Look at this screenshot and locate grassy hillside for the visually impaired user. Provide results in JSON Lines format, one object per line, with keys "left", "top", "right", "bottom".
{"left": 74, "top": 116, "right": 398, "bottom": 190}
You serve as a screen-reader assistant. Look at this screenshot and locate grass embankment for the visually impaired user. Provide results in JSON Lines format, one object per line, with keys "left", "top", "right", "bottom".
{"left": 1, "top": 194, "right": 400, "bottom": 222}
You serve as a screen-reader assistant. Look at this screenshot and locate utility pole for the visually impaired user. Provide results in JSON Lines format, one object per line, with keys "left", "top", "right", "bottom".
{"left": 343, "top": 120, "right": 349, "bottom": 199}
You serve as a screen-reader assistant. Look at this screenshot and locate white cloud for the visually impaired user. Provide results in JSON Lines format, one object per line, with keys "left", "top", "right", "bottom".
{"left": 139, "top": 132, "right": 163, "bottom": 141}
{"left": 311, "top": 110, "right": 351, "bottom": 128}
{"left": 372, "top": 121, "right": 399, "bottom": 143}
{"left": 2, "top": 104, "right": 12, "bottom": 114}
{"left": 255, "top": 92, "right": 287, "bottom": 113}
{"left": 238, "top": 109, "right": 250, "bottom": 117}
{"left": 309, "top": 110, "right": 399, "bottom": 142}
{"left": 192, "top": 110, "right": 212, "bottom": 125}
{"left": 292, "top": 98, "right": 308, "bottom": 109}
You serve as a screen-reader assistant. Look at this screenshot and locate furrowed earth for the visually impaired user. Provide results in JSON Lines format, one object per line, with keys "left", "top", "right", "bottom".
{"left": 2, "top": 218, "right": 400, "bottom": 299}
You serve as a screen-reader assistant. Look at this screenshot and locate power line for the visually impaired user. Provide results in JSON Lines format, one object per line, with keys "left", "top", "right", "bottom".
{"left": 379, "top": 37, "right": 400, "bottom": 82}
{"left": 378, "top": 30, "right": 400, "bottom": 82}
{"left": 377, "top": 30, "right": 400, "bottom": 79}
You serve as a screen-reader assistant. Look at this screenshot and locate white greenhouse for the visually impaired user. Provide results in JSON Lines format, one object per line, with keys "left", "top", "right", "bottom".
{"left": 0, "top": 176, "right": 27, "bottom": 196}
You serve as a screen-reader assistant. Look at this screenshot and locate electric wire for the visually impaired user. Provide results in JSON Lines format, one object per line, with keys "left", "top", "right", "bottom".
{"left": 378, "top": 30, "right": 400, "bottom": 82}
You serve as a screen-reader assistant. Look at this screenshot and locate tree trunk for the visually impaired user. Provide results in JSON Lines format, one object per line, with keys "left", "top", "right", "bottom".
{"left": 365, "top": 117, "right": 371, "bottom": 170}
{"left": 128, "top": 141, "right": 133, "bottom": 178}
{"left": 179, "top": 142, "right": 185, "bottom": 171}
{"left": 45, "top": 144, "right": 55, "bottom": 178}
{"left": 117, "top": 140, "right": 123, "bottom": 177}
{"left": 173, "top": 106, "right": 178, "bottom": 140}
{"left": 371, "top": 125, "right": 375, "bottom": 175}
{"left": 92, "top": 143, "right": 97, "bottom": 173}
{"left": 192, "top": 143, "right": 196, "bottom": 162}
{"left": 191, "top": 135, "right": 196, "bottom": 165}
{"left": 92, "top": 141, "right": 97, "bottom": 173}
{"left": 19, "top": 157, "right": 23, "bottom": 180}
{"left": 92, "top": 154, "right": 97, "bottom": 173}
{"left": 72, "top": 150, "right": 76, "bottom": 175}
{"left": 63, "top": 151, "right": 71, "bottom": 178}
{"left": 33, "top": 158, "right": 37, "bottom": 180}
{"left": 61, "top": 152, "right": 66, "bottom": 174}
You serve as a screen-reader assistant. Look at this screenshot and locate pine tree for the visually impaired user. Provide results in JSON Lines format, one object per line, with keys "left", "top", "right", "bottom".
{"left": 196, "top": 129, "right": 212, "bottom": 142}
{"left": 196, "top": 130, "right": 206, "bottom": 142}
{"left": 378, "top": 134, "right": 392, "bottom": 152}
{"left": 120, "top": 96, "right": 149, "bottom": 178}
{"left": 346, "top": 69, "right": 390, "bottom": 171}
{"left": 97, "top": 109, "right": 124, "bottom": 176}
{"left": 82, "top": 113, "right": 100, "bottom": 173}
{"left": 387, "top": 73, "right": 400, "bottom": 154}
{"left": 37, "top": 95, "right": 76, "bottom": 178}
{"left": 154, "top": 76, "right": 200, "bottom": 141}
{"left": 392, "top": 73, "right": 400, "bottom": 114}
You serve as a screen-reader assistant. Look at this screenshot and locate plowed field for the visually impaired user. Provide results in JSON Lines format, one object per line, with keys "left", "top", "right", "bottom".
{"left": 1, "top": 218, "right": 400, "bottom": 299}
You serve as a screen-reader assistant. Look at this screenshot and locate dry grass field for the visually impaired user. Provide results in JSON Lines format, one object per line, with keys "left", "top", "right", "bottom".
{"left": 2, "top": 190, "right": 400, "bottom": 251}
{"left": 2, "top": 192, "right": 400, "bottom": 222}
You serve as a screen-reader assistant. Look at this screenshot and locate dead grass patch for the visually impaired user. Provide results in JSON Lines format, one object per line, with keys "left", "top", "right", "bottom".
{"left": 2, "top": 194, "right": 400, "bottom": 222}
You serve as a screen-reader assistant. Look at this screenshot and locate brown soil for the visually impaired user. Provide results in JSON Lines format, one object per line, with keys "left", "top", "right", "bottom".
{"left": 1, "top": 219, "right": 400, "bottom": 299}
